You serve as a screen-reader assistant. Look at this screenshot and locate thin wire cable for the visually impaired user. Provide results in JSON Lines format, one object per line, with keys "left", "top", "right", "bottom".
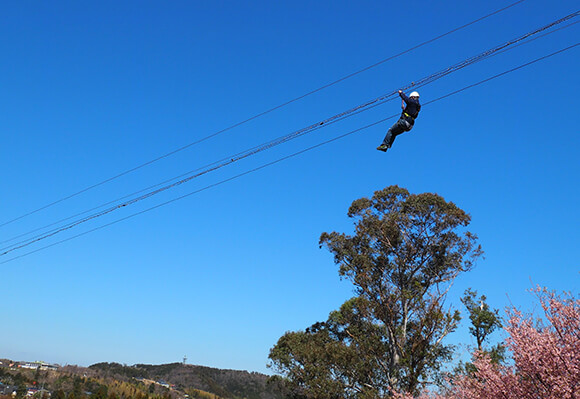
{"left": 0, "top": 0, "right": 529, "bottom": 229}
{"left": 422, "top": 43, "right": 579, "bottom": 105}
{"left": 4, "top": 16, "right": 578, "bottom": 248}
{"left": 2, "top": 42, "right": 577, "bottom": 265}
{"left": 1, "top": 12, "right": 578, "bottom": 256}
{"left": 2, "top": 42, "right": 579, "bottom": 260}
{"left": 485, "top": 20, "right": 580, "bottom": 59}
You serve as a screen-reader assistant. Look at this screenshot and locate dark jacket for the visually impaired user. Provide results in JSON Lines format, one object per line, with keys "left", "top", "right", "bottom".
{"left": 400, "top": 92, "right": 421, "bottom": 124}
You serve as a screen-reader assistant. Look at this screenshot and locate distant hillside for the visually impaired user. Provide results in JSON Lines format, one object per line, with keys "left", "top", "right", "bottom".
{"left": 88, "top": 362, "right": 282, "bottom": 399}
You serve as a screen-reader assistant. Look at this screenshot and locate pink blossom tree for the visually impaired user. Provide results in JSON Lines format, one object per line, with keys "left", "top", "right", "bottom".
{"left": 396, "top": 287, "right": 579, "bottom": 399}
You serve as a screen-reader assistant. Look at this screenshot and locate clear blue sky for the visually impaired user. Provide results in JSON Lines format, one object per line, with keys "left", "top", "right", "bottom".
{"left": 1, "top": 0, "right": 578, "bottom": 374}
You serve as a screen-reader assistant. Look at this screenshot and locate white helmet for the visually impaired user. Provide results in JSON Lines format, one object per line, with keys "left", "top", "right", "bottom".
{"left": 409, "top": 91, "right": 420, "bottom": 98}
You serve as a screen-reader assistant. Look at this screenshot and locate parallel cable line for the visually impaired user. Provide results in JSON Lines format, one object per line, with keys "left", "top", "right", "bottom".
{"left": 1, "top": 12, "right": 578, "bottom": 257}
{"left": 3, "top": 16, "right": 578, "bottom": 249}
{"left": 422, "top": 43, "right": 579, "bottom": 106}
{"left": 2, "top": 42, "right": 577, "bottom": 265}
{"left": 0, "top": 0, "right": 529, "bottom": 228}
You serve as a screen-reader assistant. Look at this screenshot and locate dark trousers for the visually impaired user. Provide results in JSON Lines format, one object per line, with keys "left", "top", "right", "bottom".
{"left": 382, "top": 118, "right": 413, "bottom": 147}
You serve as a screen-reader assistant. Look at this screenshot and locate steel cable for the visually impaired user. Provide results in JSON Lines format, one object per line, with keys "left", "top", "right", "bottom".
{"left": 2, "top": 42, "right": 577, "bottom": 265}
{"left": 0, "top": 0, "right": 529, "bottom": 228}
{"left": 4, "top": 17, "right": 578, "bottom": 250}
{"left": 1, "top": 12, "right": 578, "bottom": 257}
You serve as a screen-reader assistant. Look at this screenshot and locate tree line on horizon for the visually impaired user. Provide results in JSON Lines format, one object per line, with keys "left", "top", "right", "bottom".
{"left": 0, "top": 361, "right": 281, "bottom": 399}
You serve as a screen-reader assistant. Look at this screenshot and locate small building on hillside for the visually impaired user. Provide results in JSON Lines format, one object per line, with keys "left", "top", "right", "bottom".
{"left": 19, "top": 361, "right": 59, "bottom": 371}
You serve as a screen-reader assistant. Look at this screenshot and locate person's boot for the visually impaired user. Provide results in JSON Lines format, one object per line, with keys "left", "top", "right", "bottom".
{"left": 376, "top": 144, "right": 389, "bottom": 152}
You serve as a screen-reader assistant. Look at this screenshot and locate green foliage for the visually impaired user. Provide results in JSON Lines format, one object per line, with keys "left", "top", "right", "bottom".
{"left": 453, "top": 289, "right": 505, "bottom": 379}
{"left": 72, "top": 376, "right": 84, "bottom": 399}
{"left": 270, "top": 186, "right": 483, "bottom": 397}
{"left": 460, "top": 288, "right": 502, "bottom": 351}
{"left": 186, "top": 389, "right": 222, "bottom": 399}
{"left": 270, "top": 298, "right": 391, "bottom": 399}
{"left": 13, "top": 372, "right": 30, "bottom": 386}
{"left": 89, "top": 363, "right": 145, "bottom": 379}
{"left": 487, "top": 343, "right": 506, "bottom": 364}
{"left": 53, "top": 390, "right": 66, "bottom": 399}
{"left": 88, "top": 362, "right": 277, "bottom": 399}
{"left": 15, "top": 385, "right": 27, "bottom": 399}
{"left": 89, "top": 385, "right": 108, "bottom": 399}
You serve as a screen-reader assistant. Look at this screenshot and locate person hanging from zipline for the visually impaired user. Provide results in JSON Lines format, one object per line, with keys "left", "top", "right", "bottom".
{"left": 377, "top": 90, "right": 421, "bottom": 152}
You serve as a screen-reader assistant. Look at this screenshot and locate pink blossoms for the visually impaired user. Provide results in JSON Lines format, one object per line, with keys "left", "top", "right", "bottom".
{"left": 398, "top": 287, "right": 579, "bottom": 399}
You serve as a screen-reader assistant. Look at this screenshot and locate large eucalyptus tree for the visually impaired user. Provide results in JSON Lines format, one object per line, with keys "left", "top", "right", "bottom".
{"left": 269, "top": 186, "right": 483, "bottom": 398}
